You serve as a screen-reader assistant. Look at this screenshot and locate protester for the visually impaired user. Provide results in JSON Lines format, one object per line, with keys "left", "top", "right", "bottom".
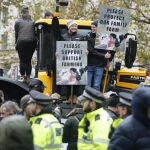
{"left": 0, "top": 101, "right": 20, "bottom": 119}
{"left": 58, "top": 19, "right": 84, "bottom": 103}
{"left": 44, "top": 11, "right": 54, "bottom": 19}
{"left": 85, "top": 20, "right": 113, "bottom": 91}
{"left": 15, "top": 5, "right": 36, "bottom": 83}
{"left": 0, "top": 115, "right": 34, "bottom": 150}
{"left": 29, "top": 90, "right": 63, "bottom": 149}
{"left": 105, "top": 94, "right": 119, "bottom": 138}
{"left": 145, "top": 68, "right": 150, "bottom": 84}
{"left": 139, "top": 68, "right": 150, "bottom": 87}
{"left": 106, "top": 94, "right": 119, "bottom": 118}
{"left": 0, "top": 90, "right": 4, "bottom": 105}
{"left": 108, "top": 87, "right": 150, "bottom": 150}
{"left": 78, "top": 86, "right": 113, "bottom": 150}
{"left": 50, "top": 92, "right": 62, "bottom": 122}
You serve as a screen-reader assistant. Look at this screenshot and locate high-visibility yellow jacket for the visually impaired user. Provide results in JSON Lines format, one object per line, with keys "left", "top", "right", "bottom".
{"left": 29, "top": 113, "right": 63, "bottom": 150}
{"left": 78, "top": 108, "right": 113, "bottom": 150}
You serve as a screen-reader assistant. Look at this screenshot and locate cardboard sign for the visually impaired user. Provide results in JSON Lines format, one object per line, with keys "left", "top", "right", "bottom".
{"left": 56, "top": 41, "right": 87, "bottom": 85}
{"left": 95, "top": 5, "right": 130, "bottom": 51}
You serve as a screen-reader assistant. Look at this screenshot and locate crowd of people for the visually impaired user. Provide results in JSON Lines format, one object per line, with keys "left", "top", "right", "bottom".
{"left": 0, "top": 83, "right": 150, "bottom": 150}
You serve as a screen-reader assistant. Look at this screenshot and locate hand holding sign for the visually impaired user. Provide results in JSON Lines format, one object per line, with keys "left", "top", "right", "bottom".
{"left": 105, "top": 52, "right": 111, "bottom": 59}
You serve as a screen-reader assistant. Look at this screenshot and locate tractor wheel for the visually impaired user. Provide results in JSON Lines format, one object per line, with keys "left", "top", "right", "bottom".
{"left": 125, "top": 38, "right": 137, "bottom": 68}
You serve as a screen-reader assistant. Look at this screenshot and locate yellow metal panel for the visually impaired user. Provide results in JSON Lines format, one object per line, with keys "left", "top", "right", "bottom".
{"left": 36, "top": 19, "right": 92, "bottom": 26}
{"left": 116, "top": 68, "right": 146, "bottom": 89}
{"left": 116, "top": 82, "right": 139, "bottom": 89}
{"left": 117, "top": 68, "right": 146, "bottom": 75}
{"left": 38, "top": 71, "right": 53, "bottom": 95}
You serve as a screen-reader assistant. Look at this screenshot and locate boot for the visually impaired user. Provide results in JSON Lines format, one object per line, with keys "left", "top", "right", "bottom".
{"left": 22, "top": 75, "right": 30, "bottom": 84}
{"left": 72, "top": 95, "right": 77, "bottom": 104}
{"left": 26, "top": 75, "right": 30, "bottom": 83}
{"left": 66, "top": 95, "right": 72, "bottom": 104}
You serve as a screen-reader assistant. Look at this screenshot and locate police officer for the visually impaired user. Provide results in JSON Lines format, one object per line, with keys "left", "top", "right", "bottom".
{"left": 28, "top": 78, "right": 46, "bottom": 93}
{"left": 108, "top": 91, "right": 132, "bottom": 139}
{"left": 78, "top": 86, "right": 113, "bottom": 150}
{"left": 29, "top": 90, "right": 63, "bottom": 150}
{"left": 117, "top": 91, "right": 132, "bottom": 119}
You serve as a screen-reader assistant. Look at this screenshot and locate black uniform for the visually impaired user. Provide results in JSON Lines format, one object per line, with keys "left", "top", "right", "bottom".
{"left": 63, "top": 109, "right": 84, "bottom": 150}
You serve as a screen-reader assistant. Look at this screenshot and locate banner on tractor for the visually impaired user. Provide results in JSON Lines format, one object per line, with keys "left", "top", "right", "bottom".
{"left": 56, "top": 41, "right": 87, "bottom": 85}
{"left": 95, "top": 5, "right": 130, "bottom": 51}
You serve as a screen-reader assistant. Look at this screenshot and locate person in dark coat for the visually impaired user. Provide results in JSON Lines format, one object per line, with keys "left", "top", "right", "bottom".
{"left": 57, "top": 20, "right": 84, "bottom": 103}
{"left": 62, "top": 95, "right": 85, "bottom": 150}
{"left": 106, "top": 94, "right": 120, "bottom": 139}
{"left": 84, "top": 20, "right": 114, "bottom": 91}
{"left": 15, "top": 5, "right": 36, "bottom": 83}
{"left": 106, "top": 94, "right": 119, "bottom": 119}
{"left": 108, "top": 87, "right": 150, "bottom": 150}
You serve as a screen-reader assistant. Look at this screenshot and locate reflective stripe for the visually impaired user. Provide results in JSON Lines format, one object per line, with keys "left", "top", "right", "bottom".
{"left": 94, "top": 138, "right": 109, "bottom": 144}
{"left": 78, "top": 139, "right": 93, "bottom": 144}
{"left": 45, "top": 143, "right": 62, "bottom": 148}
{"left": 34, "top": 142, "right": 62, "bottom": 149}
{"left": 34, "top": 144, "right": 43, "bottom": 150}
{"left": 34, "top": 144, "right": 62, "bottom": 149}
{"left": 119, "top": 97, "right": 131, "bottom": 106}
{"left": 41, "top": 119, "right": 59, "bottom": 128}
{"left": 78, "top": 138, "right": 109, "bottom": 144}
{"left": 42, "top": 119, "right": 62, "bottom": 149}
{"left": 31, "top": 114, "right": 62, "bottom": 150}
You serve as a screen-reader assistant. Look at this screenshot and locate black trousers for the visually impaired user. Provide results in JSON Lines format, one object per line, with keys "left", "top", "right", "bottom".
{"left": 16, "top": 41, "right": 36, "bottom": 76}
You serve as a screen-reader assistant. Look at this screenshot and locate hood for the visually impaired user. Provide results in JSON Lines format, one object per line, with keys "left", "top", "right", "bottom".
{"left": 132, "top": 87, "right": 150, "bottom": 127}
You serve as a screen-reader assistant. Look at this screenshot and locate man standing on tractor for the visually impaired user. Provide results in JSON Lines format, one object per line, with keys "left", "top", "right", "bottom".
{"left": 84, "top": 20, "right": 114, "bottom": 92}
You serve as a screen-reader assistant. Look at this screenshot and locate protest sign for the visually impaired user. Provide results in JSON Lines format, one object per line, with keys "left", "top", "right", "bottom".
{"left": 95, "top": 5, "right": 130, "bottom": 51}
{"left": 56, "top": 41, "right": 87, "bottom": 85}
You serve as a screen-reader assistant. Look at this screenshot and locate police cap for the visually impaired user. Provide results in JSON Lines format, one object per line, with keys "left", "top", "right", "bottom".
{"left": 118, "top": 91, "right": 132, "bottom": 106}
{"left": 29, "top": 90, "right": 52, "bottom": 105}
{"left": 20, "top": 95, "right": 35, "bottom": 110}
{"left": 82, "top": 86, "right": 105, "bottom": 103}
{"left": 77, "top": 95, "right": 86, "bottom": 104}
{"left": 28, "top": 78, "right": 46, "bottom": 92}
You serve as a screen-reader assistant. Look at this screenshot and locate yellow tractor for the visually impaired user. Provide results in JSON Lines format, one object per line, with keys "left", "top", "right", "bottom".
{"left": 0, "top": 1, "right": 146, "bottom": 104}
{"left": 34, "top": 1, "right": 146, "bottom": 98}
